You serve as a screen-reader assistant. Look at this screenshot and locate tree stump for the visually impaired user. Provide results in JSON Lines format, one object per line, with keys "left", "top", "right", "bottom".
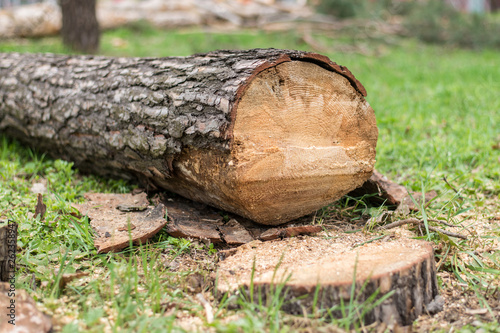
{"left": 0, "top": 49, "right": 377, "bottom": 225}
{"left": 217, "top": 237, "right": 442, "bottom": 326}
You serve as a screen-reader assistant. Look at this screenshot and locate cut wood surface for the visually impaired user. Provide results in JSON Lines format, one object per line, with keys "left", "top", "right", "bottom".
{"left": 217, "top": 237, "right": 442, "bottom": 326}
{"left": 0, "top": 49, "right": 377, "bottom": 225}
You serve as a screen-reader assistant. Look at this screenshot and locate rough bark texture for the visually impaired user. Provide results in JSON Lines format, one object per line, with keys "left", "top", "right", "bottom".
{"left": 0, "top": 49, "right": 377, "bottom": 225}
{"left": 60, "top": 0, "right": 100, "bottom": 53}
{"left": 217, "top": 238, "right": 442, "bottom": 327}
{"left": 0, "top": 221, "right": 17, "bottom": 282}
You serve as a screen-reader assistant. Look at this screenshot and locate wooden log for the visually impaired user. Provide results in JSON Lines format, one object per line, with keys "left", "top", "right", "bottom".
{"left": 0, "top": 49, "right": 377, "bottom": 225}
{"left": 217, "top": 237, "right": 443, "bottom": 326}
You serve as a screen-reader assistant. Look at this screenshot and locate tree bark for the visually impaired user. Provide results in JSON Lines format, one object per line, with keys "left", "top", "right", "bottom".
{"left": 0, "top": 221, "right": 17, "bottom": 282}
{"left": 60, "top": 0, "right": 100, "bottom": 53}
{"left": 0, "top": 49, "right": 377, "bottom": 225}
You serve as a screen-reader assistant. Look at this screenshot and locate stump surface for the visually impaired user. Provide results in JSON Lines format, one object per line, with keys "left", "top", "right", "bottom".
{"left": 217, "top": 236, "right": 440, "bottom": 326}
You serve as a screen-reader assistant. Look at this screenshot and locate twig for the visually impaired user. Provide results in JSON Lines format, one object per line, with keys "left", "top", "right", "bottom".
{"left": 426, "top": 226, "right": 467, "bottom": 240}
{"left": 443, "top": 176, "right": 459, "bottom": 194}
{"left": 353, "top": 235, "right": 386, "bottom": 248}
{"left": 376, "top": 218, "right": 467, "bottom": 240}
{"left": 428, "top": 218, "right": 455, "bottom": 228}
{"left": 196, "top": 293, "right": 214, "bottom": 324}
{"left": 377, "top": 218, "right": 420, "bottom": 230}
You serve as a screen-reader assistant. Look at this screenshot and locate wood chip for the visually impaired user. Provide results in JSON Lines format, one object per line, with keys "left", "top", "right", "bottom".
{"left": 164, "top": 198, "right": 223, "bottom": 243}
{"left": 58, "top": 271, "right": 90, "bottom": 290}
{"left": 259, "top": 225, "right": 322, "bottom": 241}
{"left": 217, "top": 219, "right": 254, "bottom": 245}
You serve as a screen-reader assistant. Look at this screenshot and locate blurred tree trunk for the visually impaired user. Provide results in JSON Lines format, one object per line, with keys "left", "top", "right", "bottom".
{"left": 491, "top": 0, "right": 500, "bottom": 11}
{"left": 60, "top": 0, "right": 100, "bottom": 53}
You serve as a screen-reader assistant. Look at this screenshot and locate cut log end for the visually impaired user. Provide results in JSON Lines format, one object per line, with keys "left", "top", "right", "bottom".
{"left": 217, "top": 238, "right": 440, "bottom": 326}
{"left": 160, "top": 61, "right": 378, "bottom": 225}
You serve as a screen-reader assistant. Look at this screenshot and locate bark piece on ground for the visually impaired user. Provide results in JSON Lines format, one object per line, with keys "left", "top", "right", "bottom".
{"left": 72, "top": 192, "right": 167, "bottom": 253}
{"left": 217, "top": 236, "right": 441, "bottom": 326}
{"left": 259, "top": 225, "right": 322, "bottom": 241}
{"left": 0, "top": 283, "right": 53, "bottom": 332}
{"left": 349, "top": 170, "right": 438, "bottom": 211}
{"left": 161, "top": 195, "right": 322, "bottom": 245}
{"left": 0, "top": 221, "right": 17, "bottom": 282}
{"left": 162, "top": 196, "right": 256, "bottom": 245}
{"left": 218, "top": 219, "right": 254, "bottom": 245}
{"left": 164, "top": 197, "right": 224, "bottom": 243}
{"left": 0, "top": 49, "right": 376, "bottom": 225}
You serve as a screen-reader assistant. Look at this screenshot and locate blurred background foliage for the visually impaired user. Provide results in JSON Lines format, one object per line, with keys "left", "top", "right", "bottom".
{"left": 315, "top": 0, "right": 500, "bottom": 49}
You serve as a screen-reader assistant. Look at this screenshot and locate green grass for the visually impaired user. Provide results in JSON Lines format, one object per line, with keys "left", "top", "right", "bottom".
{"left": 1, "top": 27, "right": 499, "bottom": 331}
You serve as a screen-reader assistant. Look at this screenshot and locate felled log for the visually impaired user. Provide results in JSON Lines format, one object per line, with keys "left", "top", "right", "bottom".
{"left": 0, "top": 49, "right": 377, "bottom": 225}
